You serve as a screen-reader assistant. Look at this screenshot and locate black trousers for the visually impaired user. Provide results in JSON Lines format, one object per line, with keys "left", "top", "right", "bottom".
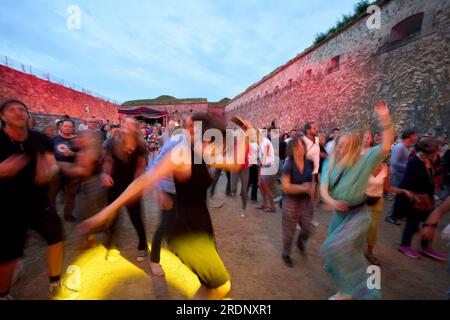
{"left": 151, "top": 193, "right": 176, "bottom": 263}
{"left": 248, "top": 164, "right": 259, "bottom": 201}
{"left": 105, "top": 187, "right": 147, "bottom": 251}
{"left": 401, "top": 210, "right": 430, "bottom": 248}
{"left": 210, "top": 169, "right": 231, "bottom": 197}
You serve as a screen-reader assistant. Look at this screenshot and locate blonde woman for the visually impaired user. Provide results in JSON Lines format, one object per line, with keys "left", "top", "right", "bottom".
{"left": 320, "top": 101, "right": 393, "bottom": 300}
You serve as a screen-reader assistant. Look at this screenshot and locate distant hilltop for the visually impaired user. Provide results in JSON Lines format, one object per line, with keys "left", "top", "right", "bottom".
{"left": 122, "top": 95, "right": 230, "bottom": 108}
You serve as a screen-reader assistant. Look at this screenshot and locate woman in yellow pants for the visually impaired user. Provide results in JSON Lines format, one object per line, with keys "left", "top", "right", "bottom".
{"left": 363, "top": 131, "right": 413, "bottom": 266}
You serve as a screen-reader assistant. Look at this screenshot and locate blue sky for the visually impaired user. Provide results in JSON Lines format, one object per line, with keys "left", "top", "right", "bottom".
{"left": 0, "top": 0, "right": 359, "bottom": 103}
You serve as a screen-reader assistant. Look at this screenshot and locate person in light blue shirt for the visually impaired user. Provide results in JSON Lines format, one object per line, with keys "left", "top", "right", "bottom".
{"left": 385, "top": 129, "right": 417, "bottom": 225}
{"left": 147, "top": 126, "right": 188, "bottom": 276}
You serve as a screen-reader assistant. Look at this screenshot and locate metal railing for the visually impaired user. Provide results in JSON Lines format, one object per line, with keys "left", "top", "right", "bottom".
{"left": 1, "top": 55, "right": 119, "bottom": 105}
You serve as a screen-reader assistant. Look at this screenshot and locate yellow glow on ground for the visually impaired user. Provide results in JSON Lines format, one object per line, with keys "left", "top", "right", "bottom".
{"left": 61, "top": 244, "right": 201, "bottom": 300}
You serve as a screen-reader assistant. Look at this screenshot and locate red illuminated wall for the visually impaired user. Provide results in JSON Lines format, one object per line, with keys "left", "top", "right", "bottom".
{"left": 0, "top": 65, "right": 119, "bottom": 127}
{"left": 225, "top": 0, "right": 450, "bottom": 138}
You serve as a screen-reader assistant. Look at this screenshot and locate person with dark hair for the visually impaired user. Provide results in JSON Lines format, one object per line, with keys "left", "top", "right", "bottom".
{"left": 43, "top": 124, "right": 57, "bottom": 140}
{"left": 49, "top": 119, "right": 78, "bottom": 222}
{"left": 281, "top": 136, "right": 315, "bottom": 267}
{"left": 386, "top": 129, "right": 418, "bottom": 225}
{"left": 147, "top": 115, "right": 191, "bottom": 277}
{"left": 101, "top": 117, "right": 148, "bottom": 262}
{"left": 59, "top": 130, "right": 105, "bottom": 251}
{"left": 76, "top": 112, "right": 243, "bottom": 299}
{"left": 257, "top": 130, "right": 278, "bottom": 212}
{"left": 0, "top": 99, "right": 75, "bottom": 300}
{"left": 302, "top": 121, "right": 320, "bottom": 193}
{"left": 396, "top": 137, "right": 446, "bottom": 261}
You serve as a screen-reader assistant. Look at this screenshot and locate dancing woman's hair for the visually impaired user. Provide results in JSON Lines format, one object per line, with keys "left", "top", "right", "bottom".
{"left": 117, "top": 116, "right": 146, "bottom": 151}
{"left": 191, "top": 112, "right": 226, "bottom": 137}
{"left": 286, "top": 135, "right": 307, "bottom": 160}
{"left": 323, "top": 132, "right": 361, "bottom": 188}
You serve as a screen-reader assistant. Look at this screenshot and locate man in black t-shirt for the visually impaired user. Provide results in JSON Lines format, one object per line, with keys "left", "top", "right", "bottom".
{"left": 49, "top": 119, "right": 78, "bottom": 222}
{"left": 0, "top": 99, "right": 76, "bottom": 300}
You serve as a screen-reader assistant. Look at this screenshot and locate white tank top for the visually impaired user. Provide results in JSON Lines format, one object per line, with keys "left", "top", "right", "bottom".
{"left": 366, "top": 164, "right": 388, "bottom": 197}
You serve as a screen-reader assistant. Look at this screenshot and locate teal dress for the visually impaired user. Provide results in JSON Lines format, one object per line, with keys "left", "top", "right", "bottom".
{"left": 321, "top": 146, "right": 385, "bottom": 299}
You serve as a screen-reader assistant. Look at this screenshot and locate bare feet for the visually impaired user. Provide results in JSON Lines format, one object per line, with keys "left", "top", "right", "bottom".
{"left": 149, "top": 261, "right": 165, "bottom": 277}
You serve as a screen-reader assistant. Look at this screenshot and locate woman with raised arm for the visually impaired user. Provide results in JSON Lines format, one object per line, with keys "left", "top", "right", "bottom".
{"left": 76, "top": 113, "right": 242, "bottom": 300}
{"left": 320, "top": 101, "right": 393, "bottom": 300}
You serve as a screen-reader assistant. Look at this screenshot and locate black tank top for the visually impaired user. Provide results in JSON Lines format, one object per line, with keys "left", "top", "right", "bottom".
{"left": 169, "top": 150, "right": 214, "bottom": 238}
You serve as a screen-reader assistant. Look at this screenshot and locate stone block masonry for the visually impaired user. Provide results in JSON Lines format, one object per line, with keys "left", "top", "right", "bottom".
{"left": 0, "top": 65, "right": 119, "bottom": 130}
{"left": 225, "top": 0, "right": 450, "bottom": 138}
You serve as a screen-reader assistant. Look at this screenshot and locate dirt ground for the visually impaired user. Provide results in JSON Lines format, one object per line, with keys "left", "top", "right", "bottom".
{"left": 11, "top": 172, "right": 450, "bottom": 300}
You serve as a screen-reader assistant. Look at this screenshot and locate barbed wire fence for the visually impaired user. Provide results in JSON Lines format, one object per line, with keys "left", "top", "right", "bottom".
{"left": 0, "top": 55, "right": 119, "bottom": 105}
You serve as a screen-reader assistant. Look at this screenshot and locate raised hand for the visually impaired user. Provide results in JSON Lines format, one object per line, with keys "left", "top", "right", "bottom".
{"left": 374, "top": 101, "right": 392, "bottom": 125}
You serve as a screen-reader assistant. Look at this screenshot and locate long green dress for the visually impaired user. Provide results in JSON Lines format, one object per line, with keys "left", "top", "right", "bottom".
{"left": 321, "top": 146, "right": 385, "bottom": 299}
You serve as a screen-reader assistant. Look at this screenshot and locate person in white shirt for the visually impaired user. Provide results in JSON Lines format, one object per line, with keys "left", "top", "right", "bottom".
{"left": 302, "top": 122, "right": 320, "bottom": 178}
{"left": 302, "top": 122, "right": 321, "bottom": 224}
{"left": 77, "top": 118, "right": 89, "bottom": 131}
{"left": 257, "top": 133, "right": 278, "bottom": 212}
{"left": 361, "top": 131, "right": 412, "bottom": 266}
{"left": 324, "top": 128, "right": 340, "bottom": 155}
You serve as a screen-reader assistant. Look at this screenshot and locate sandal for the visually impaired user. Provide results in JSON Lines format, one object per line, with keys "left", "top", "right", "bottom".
{"left": 257, "top": 205, "right": 267, "bottom": 210}
{"left": 263, "top": 207, "right": 276, "bottom": 213}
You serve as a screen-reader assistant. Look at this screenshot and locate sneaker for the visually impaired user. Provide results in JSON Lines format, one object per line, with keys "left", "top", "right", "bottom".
{"left": 398, "top": 246, "right": 421, "bottom": 259}
{"left": 273, "top": 196, "right": 282, "bottom": 203}
{"left": 0, "top": 294, "right": 14, "bottom": 300}
{"left": 49, "top": 281, "right": 78, "bottom": 300}
{"left": 282, "top": 255, "right": 293, "bottom": 268}
{"left": 64, "top": 214, "right": 76, "bottom": 222}
{"left": 136, "top": 249, "right": 149, "bottom": 262}
{"left": 421, "top": 247, "right": 447, "bottom": 262}
{"left": 385, "top": 216, "right": 401, "bottom": 226}
{"left": 106, "top": 249, "right": 121, "bottom": 262}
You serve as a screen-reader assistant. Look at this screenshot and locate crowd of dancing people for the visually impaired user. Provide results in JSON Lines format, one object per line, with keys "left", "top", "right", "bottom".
{"left": 0, "top": 98, "right": 449, "bottom": 300}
